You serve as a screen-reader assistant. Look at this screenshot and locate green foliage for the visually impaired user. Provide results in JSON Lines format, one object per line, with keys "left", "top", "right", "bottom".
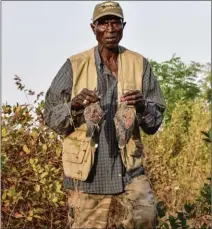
{"left": 196, "top": 177, "right": 211, "bottom": 216}
{"left": 150, "top": 56, "right": 210, "bottom": 121}
{"left": 151, "top": 56, "right": 201, "bottom": 101}
{"left": 199, "top": 63, "right": 211, "bottom": 103}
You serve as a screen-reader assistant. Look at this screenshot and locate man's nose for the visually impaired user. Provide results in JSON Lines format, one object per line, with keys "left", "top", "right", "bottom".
{"left": 106, "top": 22, "right": 115, "bottom": 32}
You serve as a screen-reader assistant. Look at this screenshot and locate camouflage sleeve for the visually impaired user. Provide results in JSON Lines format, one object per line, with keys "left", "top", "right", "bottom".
{"left": 43, "top": 59, "right": 81, "bottom": 136}
{"left": 136, "top": 58, "right": 166, "bottom": 135}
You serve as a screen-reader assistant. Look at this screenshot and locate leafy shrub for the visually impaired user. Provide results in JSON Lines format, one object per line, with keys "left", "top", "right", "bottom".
{"left": 1, "top": 101, "right": 68, "bottom": 228}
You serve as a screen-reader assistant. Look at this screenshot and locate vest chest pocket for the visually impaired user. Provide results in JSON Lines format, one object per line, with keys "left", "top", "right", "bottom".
{"left": 62, "top": 137, "right": 96, "bottom": 181}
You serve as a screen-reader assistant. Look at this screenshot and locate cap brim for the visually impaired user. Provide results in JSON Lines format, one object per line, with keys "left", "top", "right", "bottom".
{"left": 92, "top": 12, "right": 123, "bottom": 22}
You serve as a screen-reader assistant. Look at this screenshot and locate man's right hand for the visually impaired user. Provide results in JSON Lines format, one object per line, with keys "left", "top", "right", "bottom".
{"left": 71, "top": 88, "right": 100, "bottom": 109}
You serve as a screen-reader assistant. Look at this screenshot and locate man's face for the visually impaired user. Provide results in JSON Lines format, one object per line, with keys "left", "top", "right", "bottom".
{"left": 91, "top": 15, "right": 126, "bottom": 49}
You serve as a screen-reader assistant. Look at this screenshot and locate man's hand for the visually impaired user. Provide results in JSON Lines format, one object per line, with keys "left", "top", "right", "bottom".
{"left": 121, "top": 90, "right": 142, "bottom": 105}
{"left": 120, "top": 90, "right": 146, "bottom": 113}
{"left": 71, "top": 88, "right": 100, "bottom": 109}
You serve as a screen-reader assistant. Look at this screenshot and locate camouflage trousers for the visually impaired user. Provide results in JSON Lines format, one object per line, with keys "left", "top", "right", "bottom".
{"left": 67, "top": 175, "right": 157, "bottom": 229}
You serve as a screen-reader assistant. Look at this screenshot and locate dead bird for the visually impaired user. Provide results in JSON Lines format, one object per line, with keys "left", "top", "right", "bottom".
{"left": 114, "top": 102, "right": 136, "bottom": 149}
{"left": 84, "top": 102, "right": 105, "bottom": 147}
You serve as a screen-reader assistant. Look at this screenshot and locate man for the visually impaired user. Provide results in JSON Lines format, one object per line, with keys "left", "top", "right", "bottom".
{"left": 44, "top": 1, "right": 166, "bottom": 228}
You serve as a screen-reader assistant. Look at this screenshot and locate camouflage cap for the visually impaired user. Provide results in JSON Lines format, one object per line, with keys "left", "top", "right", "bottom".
{"left": 92, "top": 1, "right": 124, "bottom": 22}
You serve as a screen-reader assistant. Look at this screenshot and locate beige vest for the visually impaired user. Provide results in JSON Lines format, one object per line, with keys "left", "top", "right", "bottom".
{"left": 62, "top": 46, "right": 144, "bottom": 181}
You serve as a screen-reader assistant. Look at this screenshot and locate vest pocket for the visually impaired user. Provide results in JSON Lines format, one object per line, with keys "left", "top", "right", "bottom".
{"left": 62, "top": 146, "right": 87, "bottom": 164}
{"left": 62, "top": 136, "right": 96, "bottom": 181}
{"left": 126, "top": 138, "right": 143, "bottom": 157}
{"left": 63, "top": 139, "right": 88, "bottom": 162}
{"left": 121, "top": 138, "right": 144, "bottom": 171}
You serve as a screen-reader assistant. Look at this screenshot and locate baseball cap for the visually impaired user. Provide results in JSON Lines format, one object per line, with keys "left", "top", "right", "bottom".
{"left": 92, "top": 1, "right": 124, "bottom": 22}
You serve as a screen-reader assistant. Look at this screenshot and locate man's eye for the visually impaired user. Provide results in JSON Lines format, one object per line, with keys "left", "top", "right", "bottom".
{"left": 97, "top": 20, "right": 122, "bottom": 28}
{"left": 98, "top": 21, "right": 108, "bottom": 26}
{"left": 113, "top": 21, "right": 121, "bottom": 25}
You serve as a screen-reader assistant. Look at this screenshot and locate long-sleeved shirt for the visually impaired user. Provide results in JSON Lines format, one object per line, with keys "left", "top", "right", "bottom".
{"left": 43, "top": 46, "right": 166, "bottom": 194}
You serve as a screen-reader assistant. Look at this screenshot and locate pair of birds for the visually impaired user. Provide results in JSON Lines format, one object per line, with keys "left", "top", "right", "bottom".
{"left": 84, "top": 101, "right": 135, "bottom": 148}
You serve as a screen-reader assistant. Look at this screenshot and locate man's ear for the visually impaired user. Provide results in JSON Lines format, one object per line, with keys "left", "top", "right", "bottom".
{"left": 90, "top": 23, "right": 96, "bottom": 35}
{"left": 123, "top": 22, "right": 126, "bottom": 29}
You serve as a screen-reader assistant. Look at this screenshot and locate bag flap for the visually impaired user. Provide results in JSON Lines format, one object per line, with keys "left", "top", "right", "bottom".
{"left": 63, "top": 150, "right": 86, "bottom": 164}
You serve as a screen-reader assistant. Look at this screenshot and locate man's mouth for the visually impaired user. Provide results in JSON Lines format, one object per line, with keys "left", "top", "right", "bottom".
{"left": 105, "top": 37, "right": 117, "bottom": 42}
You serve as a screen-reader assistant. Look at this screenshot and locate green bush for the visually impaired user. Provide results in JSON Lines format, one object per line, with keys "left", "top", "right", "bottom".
{"left": 1, "top": 101, "right": 68, "bottom": 228}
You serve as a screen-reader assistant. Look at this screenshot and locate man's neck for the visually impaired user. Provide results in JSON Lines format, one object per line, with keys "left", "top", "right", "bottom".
{"left": 98, "top": 44, "right": 119, "bottom": 63}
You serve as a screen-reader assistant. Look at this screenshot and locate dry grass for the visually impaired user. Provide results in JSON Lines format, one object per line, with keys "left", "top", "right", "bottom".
{"left": 143, "top": 100, "right": 210, "bottom": 212}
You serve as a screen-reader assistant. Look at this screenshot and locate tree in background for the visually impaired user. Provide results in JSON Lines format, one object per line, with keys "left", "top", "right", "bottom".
{"left": 150, "top": 56, "right": 211, "bottom": 122}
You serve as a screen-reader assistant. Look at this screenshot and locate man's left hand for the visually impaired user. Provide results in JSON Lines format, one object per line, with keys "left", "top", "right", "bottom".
{"left": 121, "top": 90, "right": 146, "bottom": 113}
{"left": 121, "top": 90, "right": 142, "bottom": 105}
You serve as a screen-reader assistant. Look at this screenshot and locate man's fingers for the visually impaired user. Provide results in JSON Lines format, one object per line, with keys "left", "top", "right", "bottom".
{"left": 74, "top": 88, "right": 100, "bottom": 106}
{"left": 125, "top": 98, "right": 143, "bottom": 105}
{"left": 121, "top": 93, "right": 142, "bottom": 102}
{"left": 77, "top": 94, "right": 87, "bottom": 103}
{"left": 81, "top": 88, "right": 98, "bottom": 97}
{"left": 126, "top": 100, "right": 136, "bottom": 105}
{"left": 88, "top": 90, "right": 99, "bottom": 98}
{"left": 72, "top": 94, "right": 86, "bottom": 105}
{"left": 83, "top": 93, "right": 99, "bottom": 103}
{"left": 121, "top": 90, "right": 140, "bottom": 97}
{"left": 85, "top": 94, "right": 98, "bottom": 103}
{"left": 81, "top": 89, "right": 98, "bottom": 98}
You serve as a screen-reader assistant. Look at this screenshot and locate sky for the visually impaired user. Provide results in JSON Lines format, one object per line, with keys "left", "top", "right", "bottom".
{"left": 2, "top": 1, "right": 211, "bottom": 105}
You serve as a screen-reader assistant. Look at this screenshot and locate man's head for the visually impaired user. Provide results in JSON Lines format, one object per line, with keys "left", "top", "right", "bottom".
{"left": 90, "top": 1, "right": 126, "bottom": 49}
